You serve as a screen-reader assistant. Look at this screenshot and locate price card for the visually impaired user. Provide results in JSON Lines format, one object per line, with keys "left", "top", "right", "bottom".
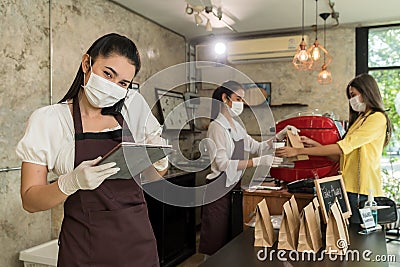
{"left": 359, "top": 208, "right": 376, "bottom": 229}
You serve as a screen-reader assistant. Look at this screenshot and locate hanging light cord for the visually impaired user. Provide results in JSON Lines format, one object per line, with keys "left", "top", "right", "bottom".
{"left": 301, "top": 0, "right": 305, "bottom": 40}
{"left": 315, "top": 0, "right": 318, "bottom": 40}
{"left": 323, "top": 18, "right": 327, "bottom": 63}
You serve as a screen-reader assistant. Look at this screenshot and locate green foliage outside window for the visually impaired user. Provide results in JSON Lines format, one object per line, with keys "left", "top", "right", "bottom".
{"left": 368, "top": 26, "right": 400, "bottom": 203}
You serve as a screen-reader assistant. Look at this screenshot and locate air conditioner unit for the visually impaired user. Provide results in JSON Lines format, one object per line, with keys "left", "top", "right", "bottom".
{"left": 227, "top": 35, "right": 309, "bottom": 63}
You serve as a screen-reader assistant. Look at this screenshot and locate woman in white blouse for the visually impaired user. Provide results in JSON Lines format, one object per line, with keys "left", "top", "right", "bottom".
{"left": 16, "top": 33, "right": 166, "bottom": 266}
{"left": 198, "top": 80, "right": 296, "bottom": 256}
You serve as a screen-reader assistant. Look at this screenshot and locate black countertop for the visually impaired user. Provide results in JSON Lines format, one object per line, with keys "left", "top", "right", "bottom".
{"left": 201, "top": 225, "right": 389, "bottom": 267}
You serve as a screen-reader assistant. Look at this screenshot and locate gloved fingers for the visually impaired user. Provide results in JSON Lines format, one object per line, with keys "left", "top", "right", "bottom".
{"left": 79, "top": 156, "right": 103, "bottom": 167}
{"left": 85, "top": 167, "right": 120, "bottom": 189}
{"left": 95, "top": 167, "right": 121, "bottom": 181}
{"left": 91, "top": 162, "right": 117, "bottom": 172}
{"left": 272, "top": 157, "right": 283, "bottom": 165}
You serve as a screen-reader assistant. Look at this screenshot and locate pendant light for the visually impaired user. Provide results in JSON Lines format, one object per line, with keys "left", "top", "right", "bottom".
{"left": 318, "top": 13, "right": 333, "bottom": 85}
{"left": 309, "top": 0, "right": 321, "bottom": 61}
{"left": 293, "top": 0, "right": 313, "bottom": 70}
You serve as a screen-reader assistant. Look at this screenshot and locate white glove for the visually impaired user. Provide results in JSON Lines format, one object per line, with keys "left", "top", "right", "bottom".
{"left": 275, "top": 125, "right": 300, "bottom": 140}
{"left": 58, "top": 157, "right": 120, "bottom": 196}
{"left": 252, "top": 155, "right": 283, "bottom": 167}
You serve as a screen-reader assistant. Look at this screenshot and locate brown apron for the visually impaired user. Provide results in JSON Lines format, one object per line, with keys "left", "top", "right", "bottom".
{"left": 57, "top": 97, "right": 159, "bottom": 267}
{"left": 198, "top": 138, "right": 244, "bottom": 255}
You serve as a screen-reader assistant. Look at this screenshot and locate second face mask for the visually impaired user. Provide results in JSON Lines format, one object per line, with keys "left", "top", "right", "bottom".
{"left": 349, "top": 95, "right": 366, "bottom": 112}
{"left": 229, "top": 101, "right": 244, "bottom": 117}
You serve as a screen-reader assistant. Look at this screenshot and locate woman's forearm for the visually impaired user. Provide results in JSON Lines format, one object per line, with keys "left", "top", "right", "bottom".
{"left": 297, "top": 144, "right": 342, "bottom": 156}
{"left": 237, "top": 159, "right": 253, "bottom": 170}
{"left": 21, "top": 162, "right": 67, "bottom": 213}
{"left": 21, "top": 182, "right": 67, "bottom": 213}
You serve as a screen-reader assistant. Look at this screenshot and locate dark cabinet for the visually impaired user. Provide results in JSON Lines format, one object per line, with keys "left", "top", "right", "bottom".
{"left": 144, "top": 172, "right": 196, "bottom": 267}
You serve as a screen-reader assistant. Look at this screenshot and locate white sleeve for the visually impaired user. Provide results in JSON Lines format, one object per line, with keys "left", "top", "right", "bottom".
{"left": 208, "top": 122, "right": 242, "bottom": 187}
{"left": 16, "top": 106, "right": 64, "bottom": 170}
{"left": 244, "top": 134, "right": 272, "bottom": 155}
{"left": 123, "top": 91, "right": 167, "bottom": 171}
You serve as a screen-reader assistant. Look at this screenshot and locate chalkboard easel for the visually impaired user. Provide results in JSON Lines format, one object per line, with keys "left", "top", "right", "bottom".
{"left": 314, "top": 175, "right": 352, "bottom": 223}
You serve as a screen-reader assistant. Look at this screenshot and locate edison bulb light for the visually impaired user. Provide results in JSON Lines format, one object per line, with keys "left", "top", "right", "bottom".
{"left": 298, "top": 49, "right": 309, "bottom": 62}
{"left": 311, "top": 47, "right": 321, "bottom": 61}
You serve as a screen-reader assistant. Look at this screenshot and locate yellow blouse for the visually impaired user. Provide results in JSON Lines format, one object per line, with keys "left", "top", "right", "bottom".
{"left": 337, "top": 110, "right": 387, "bottom": 196}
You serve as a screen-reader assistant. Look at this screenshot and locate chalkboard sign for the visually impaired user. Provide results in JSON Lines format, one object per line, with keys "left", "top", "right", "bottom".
{"left": 314, "top": 175, "right": 352, "bottom": 223}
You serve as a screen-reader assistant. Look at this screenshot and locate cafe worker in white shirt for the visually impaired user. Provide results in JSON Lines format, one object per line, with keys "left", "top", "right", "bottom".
{"left": 198, "top": 80, "right": 299, "bottom": 257}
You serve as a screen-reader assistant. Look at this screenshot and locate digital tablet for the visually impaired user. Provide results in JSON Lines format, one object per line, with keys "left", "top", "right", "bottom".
{"left": 97, "top": 142, "right": 174, "bottom": 179}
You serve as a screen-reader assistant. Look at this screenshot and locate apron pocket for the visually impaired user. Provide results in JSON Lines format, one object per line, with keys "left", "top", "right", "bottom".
{"left": 88, "top": 204, "right": 158, "bottom": 267}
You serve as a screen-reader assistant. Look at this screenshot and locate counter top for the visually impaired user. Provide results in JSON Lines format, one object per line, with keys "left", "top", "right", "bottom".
{"left": 201, "top": 225, "right": 389, "bottom": 267}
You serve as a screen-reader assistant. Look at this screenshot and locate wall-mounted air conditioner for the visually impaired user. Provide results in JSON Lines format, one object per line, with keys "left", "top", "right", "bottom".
{"left": 227, "top": 35, "right": 308, "bottom": 63}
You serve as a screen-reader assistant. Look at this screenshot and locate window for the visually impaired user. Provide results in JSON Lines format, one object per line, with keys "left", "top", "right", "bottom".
{"left": 356, "top": 24, "right": 400, "bottom": 203}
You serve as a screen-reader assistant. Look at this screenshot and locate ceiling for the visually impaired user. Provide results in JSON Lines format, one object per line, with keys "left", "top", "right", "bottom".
{"left": 112, "top": 0, "right": 400, "bottom": 40}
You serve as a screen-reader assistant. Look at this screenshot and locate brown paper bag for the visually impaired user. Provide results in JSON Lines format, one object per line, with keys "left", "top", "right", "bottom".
{"left": 278, "top": 196, "right": 300, "bottom": 250}
{"left": 312, "top": 197, "right": 322, "bottom": 229}
{"left": 254, "top": 198, "right": 276, "bottom": 247}
{"left": 286, "top": 131, "right": 309, "bottom": 161}
{"left": 325, "top": 200, "right": 349, "bottom": 255}
{"left": 297, "top": 202, "right": 323, "bottom": 252}
{"left": 335, "top": 198, "right": 350, "bottom": 246}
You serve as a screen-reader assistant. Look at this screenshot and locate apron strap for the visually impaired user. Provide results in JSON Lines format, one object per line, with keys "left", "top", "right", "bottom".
{"left": 73, "top": 96, "right": 83, "bottom": 134}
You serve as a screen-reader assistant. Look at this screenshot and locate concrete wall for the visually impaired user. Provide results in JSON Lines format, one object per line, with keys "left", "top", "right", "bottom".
{"left": 0, "top": 0, "right": 185, "bottom": 266}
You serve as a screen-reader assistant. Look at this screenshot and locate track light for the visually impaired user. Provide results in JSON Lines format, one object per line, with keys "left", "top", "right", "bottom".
{"left": 206, "top": 19, "right": 212, "bottom": 31}
{"left": 194, "top": 13, "right": 203, "bottom": 25}
{"left": 205, "top": 6, "right": 213, "bottom": 13}
{"left": 185, "top": 4, "right": 193, "bottom": 15}
{"left": 185, "top": 3, "right": 227, "bottom": 32}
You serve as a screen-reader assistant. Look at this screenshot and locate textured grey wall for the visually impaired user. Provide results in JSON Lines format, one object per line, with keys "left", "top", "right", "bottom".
{"left": 0, "top": 0, "right": 185, "bottom": 266}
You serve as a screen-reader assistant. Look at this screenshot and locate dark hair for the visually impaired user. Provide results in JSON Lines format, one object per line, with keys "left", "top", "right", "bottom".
{"left": 210, "top": 80, "right": 243, "bottom": 120}
{"left": 345, "top": 73, "right": 392, "bottom": 146}
{"left": 59, "top": 33, "right": 141, "bottom": 103}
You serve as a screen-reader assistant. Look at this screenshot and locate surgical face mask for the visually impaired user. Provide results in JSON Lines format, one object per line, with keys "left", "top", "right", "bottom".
{"left": 83, "top": 61, "right": 128, "bottom": 108}
{"left": 349, "top": 95, "right": 366, "bottom": 112}
{"left": 227, "top": 100, "right": 244, "bottom": 117}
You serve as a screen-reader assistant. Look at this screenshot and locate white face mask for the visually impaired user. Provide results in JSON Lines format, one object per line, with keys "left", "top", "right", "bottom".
{"left": 349, "top": 95, "right": 366, "bottom": 112}
{"left": 227, "top": 100, "right": 244, "bottom": 117}
{"left": 83, "top": 62, "right": 128, "bottom": 108}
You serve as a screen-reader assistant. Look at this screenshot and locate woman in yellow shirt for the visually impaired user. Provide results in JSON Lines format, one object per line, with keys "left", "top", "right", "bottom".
{"left": 276, "top": 73, "right": 392, "bottom": 223}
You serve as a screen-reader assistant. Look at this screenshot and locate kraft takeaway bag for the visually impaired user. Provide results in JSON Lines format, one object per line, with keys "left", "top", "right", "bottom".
{"left": 325, "top": 199, "right": 350, "bottom": 255}
{"left": 297, "top": 200, "right": 323, "bottom": 252}
{"left": 278, "top": 195, "right": 300, "bottom": 250}
{"left": 286, "top": 131, "right": 309, "bottom": 162}
{"left": 254, "top": 198, "right": 276, "bottom": 247}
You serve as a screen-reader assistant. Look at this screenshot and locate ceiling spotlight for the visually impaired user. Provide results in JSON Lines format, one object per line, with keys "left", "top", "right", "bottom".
{"left": 216, "top": 7, "right": 222, "bottom": 20}
{"left": 214, "top": 42, "right": 226, "bottom": 55}
{"left": 206, "top": 19, "right": 212, "bottom": 31}
{"left": 194, "top": 13, "right": 203, "bottom": 25}
{"left": 185, "top": 4, "right": 193, "bottom": 15}
{"left": 205, "top": 6, "right": 213, "bottom": 13}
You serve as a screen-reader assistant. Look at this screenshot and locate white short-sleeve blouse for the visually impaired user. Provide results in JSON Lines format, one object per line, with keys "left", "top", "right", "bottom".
{"left": 206, "top": 113, "right": 272, "bottom": 187}
{"left": 16, "top": 90, "right": 167, "bottom": 177}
